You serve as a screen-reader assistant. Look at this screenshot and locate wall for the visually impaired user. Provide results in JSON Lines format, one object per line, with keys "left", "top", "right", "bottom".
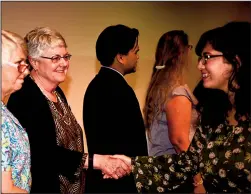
{"left": 2, "top": 1, "right": 251, "bottom": 152}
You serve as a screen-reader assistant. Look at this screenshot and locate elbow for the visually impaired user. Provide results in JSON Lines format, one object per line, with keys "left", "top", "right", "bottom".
{"left": 2, "top": 187, "right": 28, "bottom": 194}
{"left": 1, "top": 181, "right": 28, "bottom": 194}
{"left": 170, "top": 138, "right": 190, "bottom": 152}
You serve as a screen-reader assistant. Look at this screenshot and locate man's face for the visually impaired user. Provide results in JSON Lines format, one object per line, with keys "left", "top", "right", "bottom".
{"left": 123, "top": 39, "right": 140, "bottom": 75}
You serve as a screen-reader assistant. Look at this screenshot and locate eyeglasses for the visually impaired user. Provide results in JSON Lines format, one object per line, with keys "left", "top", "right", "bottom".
{"left": 6, "top": 62, "right": 30, "bottom": 73}
{"left": 198, "top": 54, "right": 224, "bottom": 65}
{"left": 40, "top": 54, "right": 72, "bottom": 63}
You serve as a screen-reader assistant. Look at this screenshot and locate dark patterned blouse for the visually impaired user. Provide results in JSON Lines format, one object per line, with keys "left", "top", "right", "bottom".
{"left": 48, "top": 91, "right": 87, "bottom": 194}
{"left": 132, "top": 118, "right": 251, "bottom": 193}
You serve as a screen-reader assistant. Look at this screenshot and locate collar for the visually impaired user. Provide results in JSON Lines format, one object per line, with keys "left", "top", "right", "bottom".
{"left": 101, "top": 66, "right": 124, "bottom": 78}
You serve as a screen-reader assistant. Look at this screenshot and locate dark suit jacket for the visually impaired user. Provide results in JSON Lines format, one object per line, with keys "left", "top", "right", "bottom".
{"left": 7, "top": 76, "right": 84, "bottom": 193}
{"left": 83, "top": 67, "right": 148, "bottom": 193}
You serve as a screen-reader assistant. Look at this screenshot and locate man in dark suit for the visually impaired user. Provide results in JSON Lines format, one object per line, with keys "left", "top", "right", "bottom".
{"left": 83, "top": 24, "right": 148, "bottom": 193}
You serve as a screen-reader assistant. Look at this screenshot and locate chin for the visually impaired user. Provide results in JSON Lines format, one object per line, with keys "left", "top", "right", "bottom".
{"left": 57, "top": 77, "right": 66, "bottom": 84}
{"left": 203, "top": 82, "right": 222, "bottom": 91}
{"left": 57, "top": 75, "right": 66, "bottom": 82}
{"left": 14, "top": 84, "right": 23, "bottom": 92}
{"left": 127, "top": 68, "right": 137, "bottom": 75}
{"left": 202, "top": 81, "right": 213, "bottom": 89}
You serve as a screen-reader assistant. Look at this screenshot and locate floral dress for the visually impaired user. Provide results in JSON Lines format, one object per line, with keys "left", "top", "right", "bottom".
{"left": 132, "top": 118, "right": 251, "bottom": 193}
{"left": 1, "top": 101, "right": 31, "bottom": 192}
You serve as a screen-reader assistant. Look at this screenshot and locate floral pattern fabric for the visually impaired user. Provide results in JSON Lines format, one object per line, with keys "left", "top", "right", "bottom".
{"left": 132, "top": 118, "right": 251, "bottom": 193}
{"left": 1, "top": 101, "right": 31, "bottom": 192}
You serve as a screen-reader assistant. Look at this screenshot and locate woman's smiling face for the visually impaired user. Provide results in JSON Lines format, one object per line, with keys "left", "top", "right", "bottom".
{"left": 197, "top": 42, "right": 233, "bottom": 93}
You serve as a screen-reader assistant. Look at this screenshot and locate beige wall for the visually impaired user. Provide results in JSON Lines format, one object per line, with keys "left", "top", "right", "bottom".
{"left": 2, "top": 1, "right": 251, "bottom": 152}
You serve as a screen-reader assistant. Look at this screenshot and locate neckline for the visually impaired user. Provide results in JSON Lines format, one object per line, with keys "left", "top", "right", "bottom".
{"left": 29, "top": 75, "right": 57, "bottom": 102}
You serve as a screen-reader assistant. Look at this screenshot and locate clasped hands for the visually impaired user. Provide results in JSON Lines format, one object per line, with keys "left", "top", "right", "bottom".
{"left": 97, "top": 154, "right": 132, "bottom": 179}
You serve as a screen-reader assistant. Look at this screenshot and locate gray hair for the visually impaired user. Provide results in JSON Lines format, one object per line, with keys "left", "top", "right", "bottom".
{"left": 24, "top": 27, "right": 67, "bottom": 58}
{"left": 2, "top": 30, "right": 27, "bottom": 64}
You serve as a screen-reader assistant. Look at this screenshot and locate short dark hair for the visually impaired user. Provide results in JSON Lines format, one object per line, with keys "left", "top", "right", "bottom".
{"left": 96, "top": 24, "right": 139, "bottom": 67}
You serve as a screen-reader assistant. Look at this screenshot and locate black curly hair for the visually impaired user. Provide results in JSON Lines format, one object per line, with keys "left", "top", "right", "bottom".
{"left": 194, "top": 21, "right": 250, "bottom": 127}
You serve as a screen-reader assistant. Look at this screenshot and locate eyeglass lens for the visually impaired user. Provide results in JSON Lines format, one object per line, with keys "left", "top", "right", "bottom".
{"left": 18, "top": 64, "right": 29, "bottom": 73}
{"left": 51, "top": 55, "right": 71, "bottom": 63}
{"left": 6, "top": 62, "right": 29, "bottom": 73}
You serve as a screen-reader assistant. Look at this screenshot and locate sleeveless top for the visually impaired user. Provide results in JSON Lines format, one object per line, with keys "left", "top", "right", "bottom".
{"left": 148, "top": 85, "right": 199, "bottom": 156}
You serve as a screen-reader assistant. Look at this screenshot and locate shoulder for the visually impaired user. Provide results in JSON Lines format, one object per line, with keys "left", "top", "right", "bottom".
{"left": 7, "top": 77, "right": 49, "bottom": 115}
{"left": 87, "top": 71, "right": 129, "bottom": 97}
{"left": 169, "top": 85, "right": 191, "bottom": 103}
{"left": 9, "top": 76, "right": 40, "bottom": 102}
{"left": 18, "top": 76, "right": 37, "bottom": 92}
{"left": 1, "top": 107, "right": 22, "bottom": 144}
{"left": 164, "top": 86, "right": 193, "bottom": 111}
{"left": 99, "top": 68, "right": 127, "bottom": 85}
{"left": 1, "top": 108, "right": 11, "bottom": 134}
{"left": 171, "top": 85, "right": 198, "bottom": 105}
{"left": 1, "top": 111, "right": 12, "bottom": 171}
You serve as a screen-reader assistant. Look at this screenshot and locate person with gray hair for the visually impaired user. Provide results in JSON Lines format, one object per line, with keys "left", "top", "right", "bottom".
{"left": 1, "top": 30, "right": 31, "bottom": 193}
{"left": 7, "top": 27, "right": 130, "bottom": 194}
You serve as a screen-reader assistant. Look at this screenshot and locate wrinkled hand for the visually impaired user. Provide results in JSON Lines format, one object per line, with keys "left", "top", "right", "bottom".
{"left": 103, "top": 155, "right": 132, "bottom": 179}
{"left": 111, "top": 155, "right": 131, "bottom": 166}
{"left": 96, "top": 155, "right": 131, "bottom": 179}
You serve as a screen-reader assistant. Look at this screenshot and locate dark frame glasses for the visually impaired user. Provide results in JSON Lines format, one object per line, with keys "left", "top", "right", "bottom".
{"left": 40, "top": 54, "right": 72, "bottom": 63}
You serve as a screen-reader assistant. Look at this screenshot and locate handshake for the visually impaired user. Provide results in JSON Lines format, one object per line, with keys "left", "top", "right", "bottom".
{"left": 94, "top": 154, "right": 132, "bottom": 179}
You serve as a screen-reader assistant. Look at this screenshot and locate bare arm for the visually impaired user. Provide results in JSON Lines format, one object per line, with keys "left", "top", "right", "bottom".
{"left": 165, "top": 96, "right": 192, "bottom": 153}
{"left": 2, "top": 171, "right": 28, "bottom": 193}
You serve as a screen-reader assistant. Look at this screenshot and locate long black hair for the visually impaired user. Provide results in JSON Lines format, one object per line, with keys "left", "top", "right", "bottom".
{"left": 193, "top": 80, "right": 230, "bottom": 128}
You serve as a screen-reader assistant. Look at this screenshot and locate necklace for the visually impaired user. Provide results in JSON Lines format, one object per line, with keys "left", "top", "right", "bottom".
{"left": 30, "top": 75, "right": 71, "bottom": 125}
{"left": 48, "top": 92, "right": 71, "bottom": 126}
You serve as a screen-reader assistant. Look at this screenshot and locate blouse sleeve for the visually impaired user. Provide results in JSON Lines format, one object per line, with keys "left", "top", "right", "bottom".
{"left": 55, "top": 146, "right": 88, "bottom": 180}
{"left": 1, "top": 115, "right": 12, "bottom": 172}
{"left": 131, "top": 125, "right": 207, "bottom": 193}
